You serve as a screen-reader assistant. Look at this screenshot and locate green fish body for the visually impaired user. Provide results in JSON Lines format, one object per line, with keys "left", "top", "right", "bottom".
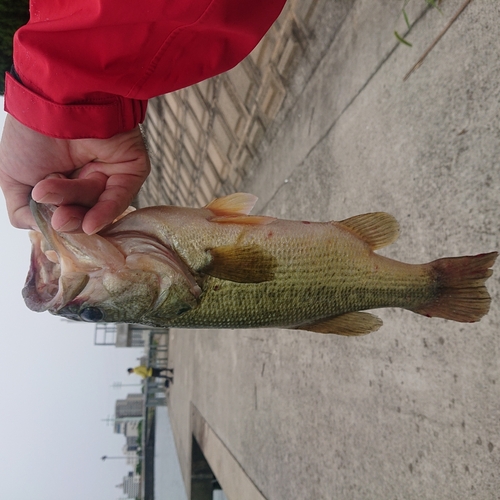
{"left": 24, "top": 194, "right": 497, "bottom": 335}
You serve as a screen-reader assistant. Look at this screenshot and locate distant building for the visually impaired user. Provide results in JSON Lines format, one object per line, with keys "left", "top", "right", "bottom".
{"left": 126, "top": 435, "right": 139, "bottom": 451}
{"left": 116, "top": 393, "right": 143, "bottom": 419}
{"left": 114, "top": 394, "right": 143, "bottom": 436}
{"left": 123, "top": 435, "right": 141, "bottom": 465}
{"left": 115, "top": 419, "right": 140, "bottom": 437}
{"left": 117, "top": 471, "right": 141, "bottom": 499}
{"left": 113, "top": 400, "right": 143, "bottom": 465}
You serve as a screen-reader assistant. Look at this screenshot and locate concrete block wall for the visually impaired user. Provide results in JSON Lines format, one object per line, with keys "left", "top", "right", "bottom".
{"left": 138, "top": 0, "right": 328, "bottom": 208}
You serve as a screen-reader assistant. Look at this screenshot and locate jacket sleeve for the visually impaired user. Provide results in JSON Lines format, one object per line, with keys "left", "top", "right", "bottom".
{"left": 4, "top": 0, "right": 286, "bottom": 139}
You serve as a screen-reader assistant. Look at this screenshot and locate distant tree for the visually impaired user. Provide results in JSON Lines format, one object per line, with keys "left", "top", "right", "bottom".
{"left": 0, "top": 0, "right": 30, "bottom": 94}
{"left": 135, "top": 459, "right": 142, "bottom": 476}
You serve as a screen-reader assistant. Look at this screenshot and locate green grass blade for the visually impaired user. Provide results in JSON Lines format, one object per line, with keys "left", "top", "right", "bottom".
{"left": 394, "top": 31, "right": 413, "bottom": 47}
{"left": 402, "top": 8, "right": 411, "bottom": 29}
{"left": 425, "top": 0, "right": 443, "bottom": 14}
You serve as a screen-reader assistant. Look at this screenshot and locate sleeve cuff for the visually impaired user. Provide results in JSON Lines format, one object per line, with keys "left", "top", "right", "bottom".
{"left": 3, "top": 72, "right": 148, "bottom": 139}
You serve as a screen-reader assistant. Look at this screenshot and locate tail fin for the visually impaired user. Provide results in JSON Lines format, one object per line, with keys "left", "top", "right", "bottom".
{"left": 416, "top": 252, "right": 498, "bottom": 323}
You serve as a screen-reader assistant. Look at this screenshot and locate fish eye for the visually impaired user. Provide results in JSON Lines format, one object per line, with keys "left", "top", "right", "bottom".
{"left": 79, "top": 307, "right": 104, "bottom": 322}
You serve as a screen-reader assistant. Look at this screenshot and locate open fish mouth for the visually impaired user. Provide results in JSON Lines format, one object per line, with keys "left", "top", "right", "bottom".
{"left": 22, "top": 201, "right": 103, "bottom": 313}
{"left": 23, "top": 229, "right": 89, "bottom": 312}
{"left": 23, "top": 200, "right": 201, "bottom": 316}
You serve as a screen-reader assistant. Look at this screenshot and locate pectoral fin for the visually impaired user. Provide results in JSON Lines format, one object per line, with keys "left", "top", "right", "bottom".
{"left": 338, "top": 212, "right": 399, "bottom": 250}
{"left": 294, "top": 312, "right": 383, "bottom": 336}
{"left": 204, "top": 244, "right": 277, "bottom": 283}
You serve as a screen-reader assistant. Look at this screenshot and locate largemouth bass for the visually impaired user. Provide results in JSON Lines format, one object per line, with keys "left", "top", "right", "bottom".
{"left": 24, "top": 193, "right": 497, "bottom": 335}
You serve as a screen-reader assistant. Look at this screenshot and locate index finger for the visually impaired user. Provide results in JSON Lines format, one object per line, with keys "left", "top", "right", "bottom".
{"left": 81, "top": 172, "right": 147, "bottom": 234}
{"left": 32, "top": 171, "right": 108, "bottom": 208}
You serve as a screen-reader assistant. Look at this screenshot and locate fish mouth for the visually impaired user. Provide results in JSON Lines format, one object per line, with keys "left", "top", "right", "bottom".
{"left": 23, "top": 200, "right": 201, "bottom": 315}
{"left": 23, "top": 230, "right": 89, "bottom": 312}
{"left": 23, "top": 200, "right": 126, "bottom": 313}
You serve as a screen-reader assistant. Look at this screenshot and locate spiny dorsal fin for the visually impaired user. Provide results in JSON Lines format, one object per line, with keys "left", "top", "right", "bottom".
{"left": 203, "top": 244, "right": 277, "bottom": 283}
{"left": 205, "top": 193, "right": 258, "bottom": 217}
{"left": 210, "top": 215, "right": 276, "bottom": 225}
{"left": 338, "top": 212, "right": 399, "bottom": 250}
{"left": 294, "top": 312, "right": 383, "bottom": 336}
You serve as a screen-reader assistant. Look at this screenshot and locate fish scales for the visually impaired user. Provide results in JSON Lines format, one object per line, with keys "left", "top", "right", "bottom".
{"left": 24, "top": 193, "right": 497, "bottom": 335}
{"left": 157, "top": 220, "right": 434, "bottom": 329}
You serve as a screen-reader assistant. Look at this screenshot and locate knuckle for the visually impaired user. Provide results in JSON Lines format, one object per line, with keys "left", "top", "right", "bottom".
{"left": 10, "top": 209, "right": 34, "bottom": 230}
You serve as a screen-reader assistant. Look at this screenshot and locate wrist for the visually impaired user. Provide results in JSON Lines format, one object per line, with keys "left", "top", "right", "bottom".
{"left": 4, "top": 72, "right": 148, "bottom": 140}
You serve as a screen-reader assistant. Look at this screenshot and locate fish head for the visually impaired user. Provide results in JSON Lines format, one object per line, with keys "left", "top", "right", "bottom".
{"left": 23, "top": 201, "right": 200, "bottom": 323}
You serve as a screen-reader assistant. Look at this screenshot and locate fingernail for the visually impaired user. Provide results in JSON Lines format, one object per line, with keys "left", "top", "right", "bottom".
{"left": 87, "top": 223, "right": 106, "bottom": 235}
{"left": 36, "top": 193, "right": 64, "bottom": 205}
{"left": 54, "top": 217, "right": 81, "bottom": 232}
{"left": 45, "top": 173, "right": 66, "bottom": 180}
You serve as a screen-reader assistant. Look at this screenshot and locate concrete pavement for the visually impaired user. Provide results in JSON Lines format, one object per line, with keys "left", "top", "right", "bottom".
{"left": 163, "top": 1, "right": 500, "bottom": 498}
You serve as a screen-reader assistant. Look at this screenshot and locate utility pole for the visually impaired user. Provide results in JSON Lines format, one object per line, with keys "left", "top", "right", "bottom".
{"left": 101, "top": 415, "right": 116, "bottom": 426}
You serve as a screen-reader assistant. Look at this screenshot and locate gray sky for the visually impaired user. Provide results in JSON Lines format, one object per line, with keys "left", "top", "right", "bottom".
{"left": 0, "top": 100, "right": 147, "bottom": 499}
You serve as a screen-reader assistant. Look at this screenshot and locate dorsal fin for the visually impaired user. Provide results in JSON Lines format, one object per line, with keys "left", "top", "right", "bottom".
{"left": 210, "top": 215, "right": 276, "bottom": 225}
{"left": 338, "top": 212, "right": 399, "bottom": 250}
{"left": 205, "top": 193, "right": 258, "bottom": 217}
{"left": 293, "top": 312, "right": 383, "bottom": 336}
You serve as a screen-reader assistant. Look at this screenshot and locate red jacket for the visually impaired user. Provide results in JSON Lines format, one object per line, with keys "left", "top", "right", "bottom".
{"left": 4, "top": 0, "right": 286, "bottom": 139}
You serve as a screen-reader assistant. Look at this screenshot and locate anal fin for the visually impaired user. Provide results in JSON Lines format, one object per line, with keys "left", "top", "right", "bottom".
{"left": 294, "top": 312, "right": 383, "bottom": 336}
{"left": 204, "top": 244, "right": 277, "bottom": 283}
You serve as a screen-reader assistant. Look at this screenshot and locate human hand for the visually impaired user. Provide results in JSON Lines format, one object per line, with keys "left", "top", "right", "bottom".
{"left": 0, "top": 115, "right": 150, "bottom": 234}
